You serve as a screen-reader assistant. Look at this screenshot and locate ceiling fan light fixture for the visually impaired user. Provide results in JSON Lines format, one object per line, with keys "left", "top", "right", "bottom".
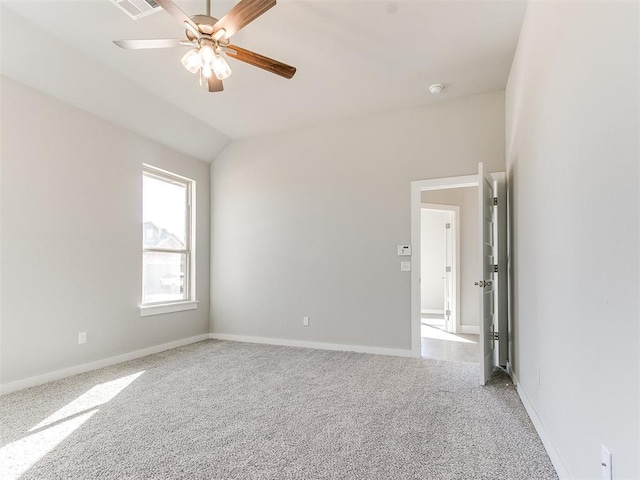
{"left": 200, "top": 44, "right": 215, "bottom": 63}
{"left": 202, "top": 63, "right": 214, "bottom": 78}
{"left": 181, "top": 48, "right": 202, "bottom": 74}
{"left": 212, "top": 53, "right": 232, "bottom": 80}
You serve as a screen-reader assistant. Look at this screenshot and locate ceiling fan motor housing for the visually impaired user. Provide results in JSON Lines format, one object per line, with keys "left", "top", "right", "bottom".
{"left": 186, "top": 15, "right": 219, "bottom": 40}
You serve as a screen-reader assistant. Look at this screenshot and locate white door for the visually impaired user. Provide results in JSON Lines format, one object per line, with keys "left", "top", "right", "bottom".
{"left": 492, "top": 173, "right": 509, "bottom": 368}
{"left": 478, "top": 163, "right": 498, "bottom": 385}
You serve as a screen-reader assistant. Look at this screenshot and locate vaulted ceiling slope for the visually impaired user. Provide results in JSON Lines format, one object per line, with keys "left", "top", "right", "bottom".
{"left": 1, "top": 6, "right": 230, "bottom": 162}
{"left": 1, "top": 0, "right": 526, "bottom": 162}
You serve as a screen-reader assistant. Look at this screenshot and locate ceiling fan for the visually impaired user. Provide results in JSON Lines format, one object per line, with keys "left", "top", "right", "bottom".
{"left": 113, "top": 0, "right": 297, "bottom": 92}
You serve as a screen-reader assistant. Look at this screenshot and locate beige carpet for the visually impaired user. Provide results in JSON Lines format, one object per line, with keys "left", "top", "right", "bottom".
{"left": 0, "top": 340, "right": 557, "bottom": 479}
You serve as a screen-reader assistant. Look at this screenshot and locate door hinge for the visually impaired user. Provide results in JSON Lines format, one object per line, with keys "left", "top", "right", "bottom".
{"left": 493, "top": 264, "right": 498, "bottom": 273}
{"left": 445, "top": 222, "right": 451, "bottom": 229}
{"left": 493, "top": 197, "right": 498, "bottom": 206}
{"left": 445, "top": 309, "right": 451, "bottom": 316}
{"left": 446, "top": 266, "right": 452, "bottom": 273}
{"left": 490, "top": 331, "right": 499, "bottom": 341}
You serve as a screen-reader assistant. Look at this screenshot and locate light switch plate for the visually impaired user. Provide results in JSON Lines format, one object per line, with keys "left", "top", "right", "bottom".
{"left": 401, "top": 261, "right": 411, "bottom": 272}
{"left": 397, "top": 245, "right": 412, "bottom": 256}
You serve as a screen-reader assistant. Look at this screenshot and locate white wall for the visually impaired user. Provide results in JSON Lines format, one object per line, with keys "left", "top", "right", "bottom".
{"left": 211, "top": 91, "right": 504, "bottom": 351}
{"left": 421, "top": 187, "right": 479, "bottom": 328}
{"left": 506, "top": 2, "right": 639, "bottom": 479}
{"left": 420, "top": 209, "right": 447, "bottom": 312}
{"left": 0, "top": 77, "right": 211, "bottom": 385}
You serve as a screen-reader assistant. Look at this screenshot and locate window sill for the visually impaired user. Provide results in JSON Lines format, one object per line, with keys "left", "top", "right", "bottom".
{"left": 140, "top": 300, "right": 198, "bottom": 317}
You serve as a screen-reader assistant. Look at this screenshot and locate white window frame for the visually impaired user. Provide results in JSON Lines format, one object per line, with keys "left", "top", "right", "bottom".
{"left": 140, "top": 164, "right": 197, "bottom": 317}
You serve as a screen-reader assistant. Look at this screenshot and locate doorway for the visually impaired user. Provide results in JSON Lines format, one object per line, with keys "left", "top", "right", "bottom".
{"left": 419, "top": 193, "right": 479, "bottom": 364}
{"left": 410, "top": 164, "right": 508, "bottom": 384}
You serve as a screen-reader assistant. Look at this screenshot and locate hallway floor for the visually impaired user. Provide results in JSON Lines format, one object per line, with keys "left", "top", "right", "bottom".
{"left": 421, "top": 323, "right": 479, "bottom": 363}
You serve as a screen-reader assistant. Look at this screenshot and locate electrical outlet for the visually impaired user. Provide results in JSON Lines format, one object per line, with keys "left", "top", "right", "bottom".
{"left": 303, "top": 316, "right": 309, "bottom": 326}
{"left": 78, "top": 332, "right": 87, "bottom": 344}
{"left": 400, "top": 261, "right": 411, "bottom": 272}
{"left": 601, "top": 444, "right": 612, "bottom": 480}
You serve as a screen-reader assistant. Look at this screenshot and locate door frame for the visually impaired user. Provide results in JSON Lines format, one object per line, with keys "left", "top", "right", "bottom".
{"left": 420, "top": 203, "right": 460, "bottom": 334}
{"left": 410, "top": 174, "right": 479, "bottom": 356}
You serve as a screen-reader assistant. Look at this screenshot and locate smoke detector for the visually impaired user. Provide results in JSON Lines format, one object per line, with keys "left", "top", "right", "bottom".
{"left": 429, "top": 83, "right": 444, "bottom": 94}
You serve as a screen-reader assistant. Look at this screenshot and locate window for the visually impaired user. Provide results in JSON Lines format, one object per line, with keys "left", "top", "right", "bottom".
{"left": 141, "top": 165, "right": 196, "bottom": 315}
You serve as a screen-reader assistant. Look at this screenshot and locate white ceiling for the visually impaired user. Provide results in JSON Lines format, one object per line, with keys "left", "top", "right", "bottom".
{"left": 1, "top": 0, "right": 526, "bottom": 161}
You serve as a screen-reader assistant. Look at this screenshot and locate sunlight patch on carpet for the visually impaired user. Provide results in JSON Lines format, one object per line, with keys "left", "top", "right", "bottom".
{"left": 0, "top": 409, "right": 98, "bottom": 480}
{"left": 421, "top": 325, "right": 476, "bottom": 343}
{"left": 0, "top": 371, "right": 145, "bottom": 480}
{"left": 29, "top": 371, "right": 145, "bottom": 432}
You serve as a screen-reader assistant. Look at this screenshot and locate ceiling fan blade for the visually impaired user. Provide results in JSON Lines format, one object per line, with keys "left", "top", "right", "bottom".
{"left": 113, "top": 39, "right": 188, "bottom": 49}
{"left": 224, "top": 45, "right": 296, "bottom": 79}
{"left": 213, "top": 0, "right": 276, "bottom": 39}
{"left": 208, "top": 76, "right": 224, "bottom": 92}
{"left": 156, "top": 0, "right": 199, "bottom": 31}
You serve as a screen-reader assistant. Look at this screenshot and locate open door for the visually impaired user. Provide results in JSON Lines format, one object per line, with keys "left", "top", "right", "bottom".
{"left": 478, "top": 162, "right": 499, "bottom": 385}
{"left": 492, "top": 173, "right": 508, "bottom": 368}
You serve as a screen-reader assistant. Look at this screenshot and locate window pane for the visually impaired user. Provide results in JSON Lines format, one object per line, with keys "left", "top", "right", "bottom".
{"left": 143, "top": 174, "right": 187, "bottom": 249}
{"left": 142, "top": 251, "right": 187, "bottom": 304}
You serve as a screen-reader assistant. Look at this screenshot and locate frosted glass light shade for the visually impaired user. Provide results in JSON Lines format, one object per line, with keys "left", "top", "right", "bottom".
{"left": 202, "top": 63, "right": 213, "bottom": 78}
{"left": 181, "top": 49, "right": 202, "bottom": 74}
{"left": 212, "top": 54, "right": 232, "bottom": 80}
{"left": 199, "top": 44, "right": 215, "bottom": 64}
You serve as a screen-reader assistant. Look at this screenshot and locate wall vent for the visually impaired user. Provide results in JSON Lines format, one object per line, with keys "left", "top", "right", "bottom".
{"left": 111, "top": 0, "right": 162, "bottom": 19}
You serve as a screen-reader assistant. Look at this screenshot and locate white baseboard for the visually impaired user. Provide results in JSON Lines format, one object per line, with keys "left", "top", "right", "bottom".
{"left": 209, "top": 333, "right": 416, "bottom": 358}
{"left": 0, "top": 333, "right": 210, "bottom": 396}
{"left": 508, "top": 367, "right": 571, "bottom": 480}
{"left": 459, "top": 325, "right": 479, "bottom": 334}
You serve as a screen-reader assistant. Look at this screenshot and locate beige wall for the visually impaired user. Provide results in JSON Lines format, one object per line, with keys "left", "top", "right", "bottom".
{"left": 211, "top": 91, "right": 505, "bottom": 350}
{"left": 421, "top": 186, "right": 479, "bottom": 328}
{"left": 506, "top": 2, "right": 639, "bottom": 478}
{"left": 0, "top": 78, "right": 211, "bottom": 385}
